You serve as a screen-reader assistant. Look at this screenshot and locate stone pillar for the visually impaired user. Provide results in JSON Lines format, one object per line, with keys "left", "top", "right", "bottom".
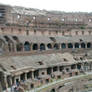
{"left": 58, "top": 43, "right": 61, "bottom": 50}
{"left": 14, "top": 44, "right": 17, "bottom": 52}
{"left": 66, "top": 43, "right": 68, "bottom": 49}
{"left": 30, "top": 43, "right": 33, "bottom": 51}
{"left": 25, "top": 73, "right": 27, "bottom": 81}
{"left": 85, "top": 43, "right": 87, "bottom": 49}
{"left": 32, "top": 71, "right": 34, "bottom": 79}
{"left": 73, "top": 43, "right": 75, "bottom": 49}
{"left": 79, "top": 43, "right": 81, "bottom": 48}
{"left": 38, "top": 44, "right": 40, "bottom": 50}
{"left": 4, "top": 75, "right": 8, "bottom": 90}
{"left": 22, "top": 45, "right": 25, "bottom": 51}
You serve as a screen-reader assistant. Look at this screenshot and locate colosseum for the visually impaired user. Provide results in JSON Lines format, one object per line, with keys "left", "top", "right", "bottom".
{"left": 0, "top": 4, "right": 92, "bottom": 92}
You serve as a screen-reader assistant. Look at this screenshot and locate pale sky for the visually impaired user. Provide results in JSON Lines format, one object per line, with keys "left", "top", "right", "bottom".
{"left": 0, "top": 0, "right": 92, "bottom": 12}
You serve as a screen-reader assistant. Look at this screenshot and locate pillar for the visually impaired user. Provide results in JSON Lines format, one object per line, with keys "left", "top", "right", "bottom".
{"left": 4, "top": 75, "right": 8, "bottom": 90}
{"left": 25, "top": 73, "right": 27, "bottom": 81}
{"left": 32, "top": 71, "right": 34, "bottom": 79}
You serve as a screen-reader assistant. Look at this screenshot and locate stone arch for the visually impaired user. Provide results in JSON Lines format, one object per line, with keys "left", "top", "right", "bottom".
{"left": 24, "top": 41, "right": 30, "bottom": 51}
{"left": 4, "top": 36, "right": 14, "bottom": 52}
{"left": 87, "top": 42, "right": 91, "bottom": 48}
{"left": 40, "top": 43, "right": 45, "bottom": 50}
{"left": 75, "top": 43, "right": 79, "bottom": 48}
{"left": 20, "top": 73, "right": 25, "bottom": 81}
{"left": 50, "top": 88, "right": 56, "bottom": 92}
{"left": 16, "top": 43, "right": 23, "bottom": 51}
{"left": 81, "top": 42, "right": 85, "bottom": 48}
{"left": 54, "top": 44, "right": 59, "bottom": 50}
{"left": 32, "top": 43, "right": 38, "bottom": 50}
{"left": 68, "top": 43, "right": 73, "bottom": 48}
{"left": 61, "top": 43, "right": 66, "bottom": 49}
{"left": 47, "top": 43, "right": 52, "bottom": 49}
{"left": 77, "top": 63, "right": 81, "bottom": 70}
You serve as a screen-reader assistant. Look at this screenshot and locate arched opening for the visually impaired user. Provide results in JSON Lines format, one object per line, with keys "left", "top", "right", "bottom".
{"left": 77, "top": 63, "right": 81, "bottom": 70}
{"left": 75, "top": 43, "right": 79, "bottom": 48}
{"left": 20, "top": 73, "right": 25, "bottom": 81}
{"left": 33, "top": 44, "right": 38, "bottom": 50}
{"left": 54, "top": 44, "right": 59, "bottom": 50}
{"left": 81, "top": 42, "right": 85, "bottom": 48}
{"left": 61, "top": 43, "right": 66, "bottom": 49}
{"left": 16, "top": 43, "right": 23, "bottom": 51}
{"left": 87, "top": 42, "right": 91, "bottom": 48}
{"left": 40, "top": 43, "right": 45, "bottom": 50}
{"left": 24, "top": 41, "right": 30, "bottom": 51}
{"left": 50, "top": 88, "right": 55, "bottom": 92}
{"left": 47, "top": 43, "right": 52, "bottom": 49}
{"left": 4, "top": 36, "right": 13, "bottom": 52}
{"left": 68, "top": 43, "right": 73, "bottom": 48}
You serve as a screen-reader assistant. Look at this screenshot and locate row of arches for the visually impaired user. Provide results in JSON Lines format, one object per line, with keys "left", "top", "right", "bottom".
{"left": 17, "top": 42, "right": 91, "bottom": 51}
{"left": 2, "top": 40, "right": 92, "bottom": 52}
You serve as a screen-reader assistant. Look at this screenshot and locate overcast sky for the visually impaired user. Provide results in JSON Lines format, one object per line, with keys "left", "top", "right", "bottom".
{"left": 0, "top": 0, "right": 92, "bottom": 12}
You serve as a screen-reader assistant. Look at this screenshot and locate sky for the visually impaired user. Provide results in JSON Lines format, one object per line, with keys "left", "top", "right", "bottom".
{"left": 0, "top": 0, "right": 92, "bottom": 12}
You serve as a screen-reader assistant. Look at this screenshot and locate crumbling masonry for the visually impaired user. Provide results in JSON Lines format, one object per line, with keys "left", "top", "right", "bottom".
{"left": 0, "top": 4, "right": 92, "bottom": 92}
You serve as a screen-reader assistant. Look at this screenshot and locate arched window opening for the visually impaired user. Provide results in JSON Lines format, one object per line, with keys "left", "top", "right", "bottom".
{"left": 20, "top": 73, "right": 25, "bottom": 81}
{"left": 4, "top": 36, "right": 10, "bottom": 42}
{"left": 24, "top": 41, "right": 30, "bottom": 51}
{"left": 50, "top": 89, "right": 55, "bottom": 92}
{"left": 47, "top": 43, "right": 52, "bottom": 49}
{"left": 27, "top": 72, "right": 32, "bottom": 79}
{"left": 40, "top": 43, "right": 45, "bottom": 50}
{"left": 68, "top": 43, "right": 73, "bottom": 48}
{"left": 75, "top": 43, "right": 79, "bottom": 48}
{"left": 54, "top": 44, "right": 59, "bottom": 50}
{"left": 33, "top": 44, "right": 38, "bottom": 50}
{"left": 16, "top": 43, "right": 23, "bottom": 51}
{"left": 61, "top": 43, "right": 66, "bottom": 49}
{"left": 81, "top": 43, "right": 85, "bottom": 48}
{"left": 53, "top": 66, "right": 58, "bottom": 72}
{"left": 77, "top": 64, "right": 81, "bottom": 70}
{"left": 71, "top": 64, "right": 76, "bottom": 69}
{"left": 12, "top": 36, "right": 18, "bottom": 42}
{"left": 87, "top": 42, "right": 91, "bottom": 48}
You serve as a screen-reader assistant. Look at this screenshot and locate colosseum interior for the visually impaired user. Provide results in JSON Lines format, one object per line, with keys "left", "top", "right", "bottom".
{"left": 0, "top": 4, "right": 92, "bottom": 92}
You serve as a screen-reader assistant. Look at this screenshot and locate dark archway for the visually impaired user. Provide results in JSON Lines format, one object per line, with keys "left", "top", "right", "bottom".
{"left": 75, "top": 43, "right": 79, "bottom": 48}
{"left": 47, "top": 43, "right": 52, "bottom": 49}
{"left": 24, "top": 41, "right": 30, "bottom": 51}
{"left": 87, "top": 42, "right": 91, "bottom": 48}
{"left": 81, "top": 42, "right": 85, "bottom": 48}
{"left": 20, "top": 73, "right": 25, "bottom": 81}
{"left": 54, "top": 44, "right": 59, "bottom": 50}
{"left": 68, "top": 43, "right": 73, "bottom": 48}
{"left": 50, "top": 88, "right": 55, "bottom": 92}
{"left": 61, "top": 43, "right": 66, "bottom": 49}
{"left": 77, "top": 63, "right": 81, "bottom": 70}
{"left": 16, "top": 43, "right": 23, "bottom": 51}
{"left": 33, "top": 44, "right": 38, "bottom": 50}
{"left": 40, "top": 43, "right": 45, "bottom": 50}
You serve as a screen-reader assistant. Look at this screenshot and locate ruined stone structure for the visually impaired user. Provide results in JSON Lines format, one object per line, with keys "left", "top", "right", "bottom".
{"left": 0, "top": 4, "right": 92, "bottom": 92}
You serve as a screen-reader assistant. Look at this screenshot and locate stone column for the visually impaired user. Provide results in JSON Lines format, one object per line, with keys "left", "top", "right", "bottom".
{"left": 4, "top": 75, "right": 8, "bottom": 90}
{"left": 30, "top": 43, "right": 33, "bottom": 51}
{"left": 14, "top": 44, "right": 17, "bottom": 52}
{"left": 32, "top": 71, "right": 34, "bottom": 79}
{"left": 25, "top": 73, "right": 27, "bottom": 81}
{"left": 38, "top": 44, "right": 40, "bottom": 51}
{"left": 79, "top": 43, "right": 81, "bottom": 48}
